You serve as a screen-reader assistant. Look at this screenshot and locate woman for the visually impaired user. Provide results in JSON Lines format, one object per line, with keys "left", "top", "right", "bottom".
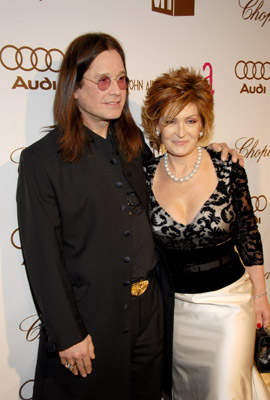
{"left": 141, "top": 67, "right": 270, "bottom": 399}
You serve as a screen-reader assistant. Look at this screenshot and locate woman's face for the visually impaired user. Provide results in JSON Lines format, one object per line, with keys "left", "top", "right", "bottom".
{"left": 158, "top": 102, "right": 202, "bottom": 157}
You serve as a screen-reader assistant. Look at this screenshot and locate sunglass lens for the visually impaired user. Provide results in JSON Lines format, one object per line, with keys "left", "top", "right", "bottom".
{"left": 97, "top": 76, "right": 111, "bottom": 91}
{"left": 97, "top": 76, "right": 129, "bottom": 90}
{"left": 118, "top": 76, "right": 129, "bottom": 90}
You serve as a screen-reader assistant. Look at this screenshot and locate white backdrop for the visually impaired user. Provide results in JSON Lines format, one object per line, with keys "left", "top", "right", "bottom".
{"left": 1, "top": 0, "right": 269, "bottom": 398}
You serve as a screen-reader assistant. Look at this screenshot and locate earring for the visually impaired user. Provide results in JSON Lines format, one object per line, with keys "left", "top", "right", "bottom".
{"left": 199, "top": 132, "right": 203, "bottom": 138}
{"left": 156, "top": 129, "right": 160, "bottom": 137}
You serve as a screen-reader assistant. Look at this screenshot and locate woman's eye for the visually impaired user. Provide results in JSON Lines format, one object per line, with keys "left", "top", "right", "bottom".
{"left": 187, "top": 119, "right": 196, "bottom": 124}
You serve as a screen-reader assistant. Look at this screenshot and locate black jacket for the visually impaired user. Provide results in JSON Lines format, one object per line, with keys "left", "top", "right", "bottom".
{"left": 17, "top": 127, "right": 174, "bottom": 399}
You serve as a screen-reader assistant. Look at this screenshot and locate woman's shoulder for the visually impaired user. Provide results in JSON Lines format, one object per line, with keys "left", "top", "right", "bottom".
{"left": 206, "top": 147, "right": 230, "bottom": 163}
{"left": 144, "top": 154, "right": 162, "bottom": 180}
{"left": 206, "top": 147, "right": 247, "bottom": 179}
{"left": 144, "top": 154, "right": 162, "bottom": 169}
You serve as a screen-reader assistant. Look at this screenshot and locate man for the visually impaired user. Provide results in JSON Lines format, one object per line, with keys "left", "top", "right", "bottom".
{"left": 17, "top": 32, "right": 240, "bottom": 400}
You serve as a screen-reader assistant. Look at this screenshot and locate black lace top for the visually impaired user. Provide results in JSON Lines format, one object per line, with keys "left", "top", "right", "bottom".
{"left": 145, "top": 150, "right": 263, "bottom": 267}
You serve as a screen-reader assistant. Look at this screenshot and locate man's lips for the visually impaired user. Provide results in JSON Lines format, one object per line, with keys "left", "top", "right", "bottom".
{"left": 104, "top": 99, "right": 121, "bottom": 105}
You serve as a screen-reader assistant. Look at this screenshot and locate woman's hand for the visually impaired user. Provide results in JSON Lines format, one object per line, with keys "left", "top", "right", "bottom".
{"left": 254, "top": 295, "right": 270, "bottom": 329}
{"left": 245, "top": 265, "right": 270, "bottom": 328}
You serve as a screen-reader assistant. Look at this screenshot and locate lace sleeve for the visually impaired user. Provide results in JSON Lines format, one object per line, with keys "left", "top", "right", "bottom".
{"left": 231, "top": 163, "right": 263, "bottom": 266}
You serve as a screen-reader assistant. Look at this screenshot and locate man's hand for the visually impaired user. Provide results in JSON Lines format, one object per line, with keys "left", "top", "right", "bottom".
{"left": 59, "top": 334, "right": 95, "bottom": 377}
{"left": 208, "top": 142, "right": 244, "bottom": 167}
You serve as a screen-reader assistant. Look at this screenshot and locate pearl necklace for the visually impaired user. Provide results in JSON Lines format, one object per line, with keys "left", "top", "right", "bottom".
{"left": 163, "top": 146, "right": 202, "bottom": 183}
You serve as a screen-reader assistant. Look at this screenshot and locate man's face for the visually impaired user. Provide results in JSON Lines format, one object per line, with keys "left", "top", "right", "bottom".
{"left": 74, "top": 49, "right": 127, "bottom": 137}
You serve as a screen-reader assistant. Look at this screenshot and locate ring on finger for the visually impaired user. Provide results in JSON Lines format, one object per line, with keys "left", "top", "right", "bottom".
{"left": 65, "top": 361, "right": 75, "bottom": 371}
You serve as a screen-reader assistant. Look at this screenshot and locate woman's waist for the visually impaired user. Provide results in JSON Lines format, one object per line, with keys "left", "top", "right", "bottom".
{"left": 161, "top": 239, "right": 236, "bottom": 268}
{"left": 161, "top": 239, "right": 246, "bottom": 293}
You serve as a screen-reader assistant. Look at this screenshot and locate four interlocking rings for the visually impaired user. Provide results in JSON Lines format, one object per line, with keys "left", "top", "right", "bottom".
{"left": 0, "top": 45, "right": 63, "bottom": 72}
{"left": 251, "top": 195, "right": 268, "bottom": 212}
{"left": 235, "top": 61, "right": 270, "bottom": 80}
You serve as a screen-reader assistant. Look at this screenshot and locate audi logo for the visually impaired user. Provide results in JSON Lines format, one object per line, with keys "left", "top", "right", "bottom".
{"left": 0, "top": 45, "right": 64, "bottom": 72}
{"left": 235, "top": 61, "right": 270, "bottom": 80}
{"left": 251, "top": 195, "right": 267, "bottom": 212}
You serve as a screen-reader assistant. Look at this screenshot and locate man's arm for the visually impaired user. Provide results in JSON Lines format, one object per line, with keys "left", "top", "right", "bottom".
{"left": 208, "top": 142, "right": 244, "bottom": 167}
{"left": 59, "top": 334, "right": 95, "bottom": 377}
{"left": 17, "top": 149, "right": 89, "bottom": 359}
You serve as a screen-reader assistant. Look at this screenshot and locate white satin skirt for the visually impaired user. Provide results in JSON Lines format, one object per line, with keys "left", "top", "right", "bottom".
{"left": 172, "top": 271, "right": 269, "bottom": 400}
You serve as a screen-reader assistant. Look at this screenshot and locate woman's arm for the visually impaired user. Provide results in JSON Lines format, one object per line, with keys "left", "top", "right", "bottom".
{"left": 231, "top": 162, "right": 270, "bottom": 328}
{"left": 245, "top": 265, "right": 270, "bottom": 328}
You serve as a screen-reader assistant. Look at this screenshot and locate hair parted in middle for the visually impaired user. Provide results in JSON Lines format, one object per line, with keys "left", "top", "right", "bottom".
{"left": 54, "top": 32, "right": 142, "bottom": 162}
{"left": 141, "top": 67, "right": 214, "bottom": 152}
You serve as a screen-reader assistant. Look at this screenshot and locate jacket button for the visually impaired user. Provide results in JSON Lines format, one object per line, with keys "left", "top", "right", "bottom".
{"left": 123, "top": 280, "right": 130, "bottom": 286}
{"left": 110, "top": 158, "right": 117, "bottom": 165}
{"left": 123, "top": 230, "right": 130, "bottom": 237}
{"left": 48, "top": 343, "right": 57, "bottom": 352}
{"left": 120, "top": 205, "right": 127, "bottom": 212}
{"left": 115, "top": 181, "right": 122, "bottom": 188}
{"left": 123, "top": 328, "right": 129, "bottom": 333}
{"left": 123, "top": 256, "right": 130, "bottom": 263}
{"left": 123, "top": 304, "right": 129, "bottom": 310}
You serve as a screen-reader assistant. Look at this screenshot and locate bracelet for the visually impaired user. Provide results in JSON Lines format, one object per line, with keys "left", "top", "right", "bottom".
{"left": 254, "top": 292, "right": 268, "bottom": 300}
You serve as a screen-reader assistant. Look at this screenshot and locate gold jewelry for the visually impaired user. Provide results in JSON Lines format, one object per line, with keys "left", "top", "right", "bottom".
{"left": 131, "top": 280, "right": 149, "bottom": 296}
{"left": 65, "top": 362, "right": 75, "bottom": 371}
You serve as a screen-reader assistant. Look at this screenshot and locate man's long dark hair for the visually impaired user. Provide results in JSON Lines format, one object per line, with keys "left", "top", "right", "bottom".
{"left": 54, "top": 33, "right": 142, "bottom": 162}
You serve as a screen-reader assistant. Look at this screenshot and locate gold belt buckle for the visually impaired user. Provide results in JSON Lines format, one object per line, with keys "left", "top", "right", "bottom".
{"left": 131, "top": 280, "right": 149, "bottom": 296}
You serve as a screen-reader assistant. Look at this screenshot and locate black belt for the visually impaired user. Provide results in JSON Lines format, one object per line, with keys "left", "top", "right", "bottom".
{"left": 163, "top": 239, "right": 236, "bottom": 274}
{"left": 163, "top": 240, "right": 245, "bottom": 293}
{"left": 181, "top": 253, "right": 233, "bottom": 273}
